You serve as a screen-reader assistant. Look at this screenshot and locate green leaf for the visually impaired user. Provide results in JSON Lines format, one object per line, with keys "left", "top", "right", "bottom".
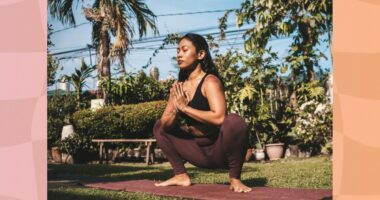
{"left": 280, "top": 65, "right": 288, "bottom": 74}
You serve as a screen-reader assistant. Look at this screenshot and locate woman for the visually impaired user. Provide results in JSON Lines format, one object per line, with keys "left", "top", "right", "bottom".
{"left": 153, "top": 33, "right": 251, "bottom": 193}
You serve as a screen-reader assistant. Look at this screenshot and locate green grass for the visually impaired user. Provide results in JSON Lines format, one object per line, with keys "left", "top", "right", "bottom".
{"left": 48, "top": 156, "right": 331, "bottom": 199}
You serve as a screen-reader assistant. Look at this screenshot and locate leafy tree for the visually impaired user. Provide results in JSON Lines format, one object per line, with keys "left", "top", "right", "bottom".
{"left": 220, "top": 0, "right": 332, "bottom": 108}
{"left": 231, "top": 0, "right": 332, "bottom": 82}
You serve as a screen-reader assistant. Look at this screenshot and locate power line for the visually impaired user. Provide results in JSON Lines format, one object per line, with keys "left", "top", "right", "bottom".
{"left": 55, "top": 35, "right": 294, "bottom": 61}
{"left": 50, "top": 22, "right": 238, "bottom": 52}
{"left": 50, "top": 23, "right": 241, "bottom": 55}
{"left": 51, "top": 9, "right": 236, "bottom": 34}
{"left": 155, "top": 9, "right": 236, "bottom": 17}
{"left": 53, "top": 31, "right": 293, "bottom": 60}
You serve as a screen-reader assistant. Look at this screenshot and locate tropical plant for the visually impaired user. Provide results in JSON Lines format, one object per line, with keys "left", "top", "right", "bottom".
{"left": 105, "top": 70, "right": 173, "bottom": 105}
{"left": 61, "top": 59, "right": 96, "bottom": 109}
{"left": 219, "top": 0, "right": 332, "bottom": 108}
{"left": 232, "top": 0, "right": 332, "bottom": 82}
{"left": 48, "top": 0, "right": 159, "bottom": 104}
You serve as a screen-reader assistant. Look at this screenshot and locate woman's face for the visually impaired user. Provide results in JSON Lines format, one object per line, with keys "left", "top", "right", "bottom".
{"left": 176, "top": 38, "right": 204, "bottom": 70}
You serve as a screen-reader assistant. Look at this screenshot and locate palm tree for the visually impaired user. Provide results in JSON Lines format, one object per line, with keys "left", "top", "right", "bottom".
{"left": 61, "top": 59, "right": 95, "bottom": 109}
{"left": 48, "top": 0, "right": 158, "bottom": 103}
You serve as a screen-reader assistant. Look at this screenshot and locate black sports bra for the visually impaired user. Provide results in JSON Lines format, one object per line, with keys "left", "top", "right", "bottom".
{"left": 182, "top": 73, "right": 210, "bottom": 125}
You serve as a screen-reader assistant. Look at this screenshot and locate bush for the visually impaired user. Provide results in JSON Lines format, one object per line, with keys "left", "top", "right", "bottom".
{"left": 48, "top": 93, "right": 77, "bottom": 149}
{"left": 289, "top": 100, "right": 332, "bottom": 154}
{"left": 109, "top": 71, "right": 174, "bottom": 105}
{"left": 59, "top": 134, "right": 98, "bottom": 164}
{"left": 72, "top": 100, "right": 167, "bottom": 139}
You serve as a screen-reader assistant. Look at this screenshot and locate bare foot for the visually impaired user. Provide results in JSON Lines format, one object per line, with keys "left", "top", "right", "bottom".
{"left": 229, "top": 178, "right": 252, "bottom": 193}
{"left": 154, "top": 173, "right": 191, "bottom": 187}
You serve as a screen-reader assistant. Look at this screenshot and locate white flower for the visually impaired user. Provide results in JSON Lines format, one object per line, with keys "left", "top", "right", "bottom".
{"left": 314, "top": 103, "right": 326, "bottom": 114}
{"left": 300, "top": 100, "right": 315, "bottom": 110}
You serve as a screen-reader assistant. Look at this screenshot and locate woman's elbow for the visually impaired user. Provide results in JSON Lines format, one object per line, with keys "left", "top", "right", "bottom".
{"left": 215, "top": 114, "right": 226, "bottom": 126}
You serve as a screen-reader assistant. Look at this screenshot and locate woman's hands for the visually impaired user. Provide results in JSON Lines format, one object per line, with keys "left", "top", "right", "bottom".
{"left": 170, "top": 81, "right": 191, "bottom": 112}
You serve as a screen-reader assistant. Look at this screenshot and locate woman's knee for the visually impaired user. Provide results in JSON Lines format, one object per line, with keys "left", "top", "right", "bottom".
{"left": 221, "top": 114, "right": 247, "bottom": 138}
{"left": 223, "top": 114, "right": 247, "bottom": 130}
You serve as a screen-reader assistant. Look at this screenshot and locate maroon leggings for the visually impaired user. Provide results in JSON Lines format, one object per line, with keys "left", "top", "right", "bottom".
{"left": 153, "top": 114, "right": 248, "bottom": 178}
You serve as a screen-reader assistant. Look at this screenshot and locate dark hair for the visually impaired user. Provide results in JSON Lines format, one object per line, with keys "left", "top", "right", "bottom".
{"left": 177, "top": 33, "right": 223, "bottom": 85}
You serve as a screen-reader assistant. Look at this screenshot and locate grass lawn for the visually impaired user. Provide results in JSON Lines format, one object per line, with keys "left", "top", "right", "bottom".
{"left": 48, "top": 156, "right": 331, "bottom": 200}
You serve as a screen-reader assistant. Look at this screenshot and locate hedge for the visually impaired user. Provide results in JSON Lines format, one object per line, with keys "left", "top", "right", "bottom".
{"left": 72, "top": 100, "right": 167, "bottom": 139}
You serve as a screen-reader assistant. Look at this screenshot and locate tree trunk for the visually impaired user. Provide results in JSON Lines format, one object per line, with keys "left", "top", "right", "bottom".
{"left": 299, "top": 21, "right": 315, "bottom": 82}
{"left": 305, "top": 58, "right": 315, "bottom": 82}
{"left": 289, "top": 72, "right": 298, "bottom": 108}
{"left": 76, "top": 90, "right": 81, "bottom": 110}
{"left": 98, "top": 26, "right": 111, "bottom": 104}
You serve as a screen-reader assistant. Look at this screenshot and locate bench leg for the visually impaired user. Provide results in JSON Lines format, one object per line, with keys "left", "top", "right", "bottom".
{"left": 99, "top": 142, "right": 104, "bottom": 164}
{"left": 150, "top": 143, "right": 156, "bottom": 164}
{"left": 145, "top": 143, "right": 151, "bottom": 165}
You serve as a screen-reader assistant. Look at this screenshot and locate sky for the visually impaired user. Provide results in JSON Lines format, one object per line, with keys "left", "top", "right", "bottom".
{"left": 48, "top": 0, "right": 332, "bottom": 91}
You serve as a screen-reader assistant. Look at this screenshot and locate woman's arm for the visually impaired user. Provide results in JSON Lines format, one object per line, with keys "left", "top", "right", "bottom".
{"left": 179, "top": 75, "right": 226, "bottom": 127}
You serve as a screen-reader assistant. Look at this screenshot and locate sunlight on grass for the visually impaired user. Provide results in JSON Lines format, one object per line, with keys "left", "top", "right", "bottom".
{"left": 49, "top": 156, "right": 331, "bottom": 199}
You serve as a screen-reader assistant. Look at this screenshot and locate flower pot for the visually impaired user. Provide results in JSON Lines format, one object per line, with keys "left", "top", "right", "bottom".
{"left": 288, "top": 144, "right": 300, "bottom": 157}
{"left": 245, "top": 149, "right": 253, "bottom": 161}
{"left": 91, "top": 99, "right": 105, "bottom": 111}
{"left": 134, "top": 148, "right": 141, "bottom": 158}
{"left": 61, "top": 125, "right": 74, "bottom": 140}
{"left": 254, "top": 148, "right": 265, "bottom": 161}
{"left": 51, "top": 146, "right": 62, "bottom": 163}
{"left": 154, "top": 148, "right": 166, "bottom": 159}
{"left": 127, "top": 148, "right": 134, "bottom": 157}
{"left": 265, "top": 143, "right": 284, "bottom": 160}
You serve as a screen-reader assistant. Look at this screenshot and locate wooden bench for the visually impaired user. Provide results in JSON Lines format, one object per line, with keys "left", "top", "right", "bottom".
{"left": 92, "top": 139, "right": 156, "bottom": 165}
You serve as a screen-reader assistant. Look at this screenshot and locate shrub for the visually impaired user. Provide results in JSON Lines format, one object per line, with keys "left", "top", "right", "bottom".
{"left": 59, "top": 134, "right": 98, "bottom": 164}
{"left": 289, "top": 100, "right": 332, "bottom": 154}
{"left": 48, "top": 93, "right": 77, "bottom": 149}
{"left": 72, "top": 100, "right": 167, "bottom": 139}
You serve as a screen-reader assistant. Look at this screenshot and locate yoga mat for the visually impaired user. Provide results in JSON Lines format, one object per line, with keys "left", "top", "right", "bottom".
{"left": 83, "top": 179, "right": 332, "bottom": 200}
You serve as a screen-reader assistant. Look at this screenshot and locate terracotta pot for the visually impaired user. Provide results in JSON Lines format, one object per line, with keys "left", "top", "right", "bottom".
{"left": 265, "top": 143, "right": 284, "bottom": 160}
{"left": 51, "top": 147, "right": 62, "bottom": 163}
{"left": 288, "top": 144, "right": 300, "bottom": 157}
{"left": 245, "top": 149, "right": 253, "bottom": 161}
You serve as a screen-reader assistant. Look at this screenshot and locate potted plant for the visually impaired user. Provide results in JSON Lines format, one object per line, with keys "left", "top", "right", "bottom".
{"left": 59, "top": 134, "right": 96, "bottom": 164}
{"left": 254, "top": 102, "right": 286, "bottom": 161}
{"left": 264, "top": 131, "right": 285, "bottom": 161}
{"left": 254, "top": 143, "right": 265, "bottom": 161}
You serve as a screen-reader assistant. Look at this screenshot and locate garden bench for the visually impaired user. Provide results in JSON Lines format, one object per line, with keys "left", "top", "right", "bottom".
{"left": 92, "top": 139, "right": 156, "bottom": 165}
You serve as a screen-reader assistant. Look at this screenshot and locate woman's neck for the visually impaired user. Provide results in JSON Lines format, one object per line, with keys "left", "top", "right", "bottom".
{"left": 187, "top": 65, "right": 205, "bottom": 81}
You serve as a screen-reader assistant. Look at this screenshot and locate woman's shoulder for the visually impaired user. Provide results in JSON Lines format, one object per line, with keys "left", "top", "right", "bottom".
{"left": 202, "top": 74, "right": 223, "bottom": 92}
{"left": 204, "top": 74, "right": 221, "bottom": 84}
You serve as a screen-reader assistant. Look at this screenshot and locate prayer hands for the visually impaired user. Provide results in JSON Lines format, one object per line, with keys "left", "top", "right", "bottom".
{"left": 170, "top": 81, "right": 190, "bottom": 112}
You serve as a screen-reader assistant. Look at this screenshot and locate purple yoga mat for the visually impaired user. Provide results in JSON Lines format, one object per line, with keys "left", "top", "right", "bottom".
{"left": 83, "top": 179, "right": 332, "bottom": 200}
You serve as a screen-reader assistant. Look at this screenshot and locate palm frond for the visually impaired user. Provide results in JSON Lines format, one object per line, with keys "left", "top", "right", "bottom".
{"left": 124, "top": 0, "right": 158, "bottom": 37}
{"left": 48, "top": 0, "right": 76, "bottom": 25}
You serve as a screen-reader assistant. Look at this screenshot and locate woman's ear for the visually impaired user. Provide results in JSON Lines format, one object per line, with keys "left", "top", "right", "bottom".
{"left": 197, "top": 50, "right": 206, "bottom": 60}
